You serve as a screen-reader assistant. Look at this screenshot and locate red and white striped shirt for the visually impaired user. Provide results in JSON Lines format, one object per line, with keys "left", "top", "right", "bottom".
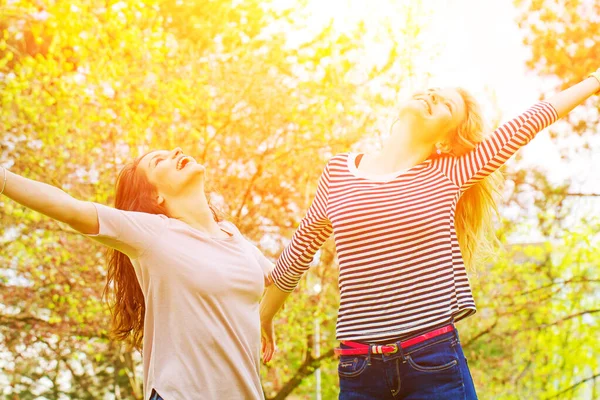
{"left": 271, "top": 102, "right": 558, "bottom": 342}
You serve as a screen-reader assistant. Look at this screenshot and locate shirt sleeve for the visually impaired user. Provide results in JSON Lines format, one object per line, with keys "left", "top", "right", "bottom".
{"left": 270, "top": 162, "right": 334, "bottom": 292}
{"left": 436, "top": 101, "right": 559, "bottom": 190}
{"left": 85, "top": 203, "right": 168, "bottom": 259}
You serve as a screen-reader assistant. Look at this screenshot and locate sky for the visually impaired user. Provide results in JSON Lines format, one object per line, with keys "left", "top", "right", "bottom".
{"left": 290, "top": 0, "right": 600, "bottom": 232}
{"left": 1, "top": 1, "right": 597, "bottom": 397}
{"left": 1, "top": 1, "right": 598, "bottom": 397}
{"left": 295, "top": 0, "right": 553, "bottom": 151}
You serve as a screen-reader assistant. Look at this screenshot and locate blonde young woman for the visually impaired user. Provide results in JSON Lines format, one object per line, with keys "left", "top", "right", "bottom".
{"left": 260, "top": 69, "right": 600, "bottom": 399}
{"left": 0, "top": 148, "right": 273, "bottom": 400}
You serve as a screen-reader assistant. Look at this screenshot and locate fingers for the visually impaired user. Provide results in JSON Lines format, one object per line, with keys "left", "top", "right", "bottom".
{"left": 261, "top": 329, "right": 276, "bottom": 363}
{"left": 264, "top": 274, "right": 273, "bottom": 287}
{"left": 262, "top": 340, "right": 276, "bottom": 363}
{"left": 261, "top": 318, "right": 276, "bottom": 363}
{"left": 261, "top": 331, "right": 273, "bottom": 363}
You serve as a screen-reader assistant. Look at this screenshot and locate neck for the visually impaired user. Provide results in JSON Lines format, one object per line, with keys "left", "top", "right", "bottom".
{"left": 369, "top": 119, "right": 434, "bottom": 172}
{"left": 166, "top": 189, "right": 221, "bottom": 235}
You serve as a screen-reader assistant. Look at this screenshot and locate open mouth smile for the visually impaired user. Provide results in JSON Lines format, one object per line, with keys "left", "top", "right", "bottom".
{"left": 176, "top": 155, "right": 196, "bottom": 171}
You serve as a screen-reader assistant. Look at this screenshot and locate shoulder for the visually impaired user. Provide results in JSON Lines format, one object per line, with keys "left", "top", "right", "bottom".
{"left": 329, "top": 153, "right": 350, "bottom": 165}
{"left": 322, "top": 153, "right": 351, "bottom": 174}
{"left": 93, "top": 202, "right": 169, "bottom": 224}
{"left": 428, "top": 154, "right": 457, "bottom": 166}
{"left": 219, "top": 220, "right": 241, "bottom": 235}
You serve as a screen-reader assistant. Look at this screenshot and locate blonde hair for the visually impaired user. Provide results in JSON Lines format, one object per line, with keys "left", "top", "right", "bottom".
{"left": 447, "top": 88, "right": 504, "bottom": 271}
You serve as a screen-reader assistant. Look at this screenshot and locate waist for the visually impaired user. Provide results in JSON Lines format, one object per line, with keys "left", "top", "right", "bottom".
{"left": 335, "top": 324, "right": 456, "bottom": 356}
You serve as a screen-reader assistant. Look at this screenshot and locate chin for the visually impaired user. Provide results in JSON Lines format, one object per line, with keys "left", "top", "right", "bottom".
{"left": 399, "top": 104, "right": 428, "bottom": 121}
{"left": 187, "top": 163, "right": 205, "bottom": 173}
{"left": 177, "top": 164, "right": 205, "bottom": 184}
{"left": 182, "top": 167, "right": 205, "bottom": 187}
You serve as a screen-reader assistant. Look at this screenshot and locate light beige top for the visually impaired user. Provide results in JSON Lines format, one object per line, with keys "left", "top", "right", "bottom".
{"left": 88, "top": 203, "right": 272, "bottom": 400}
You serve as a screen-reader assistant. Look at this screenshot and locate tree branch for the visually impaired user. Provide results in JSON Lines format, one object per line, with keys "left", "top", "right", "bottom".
{"left": 462, "top": 320, "right": 499, "bottom": 349}
{"left": 548, "top": 373, "right": 600, "bottom": 399}
{"left": 516, "top": 278, "right": 600, "bottom": 297}
{"left": 267, "top": 336, "right": 335, "bottom": 400}
{"left": 540, "top": 309, "right": 600, "bottom": 329}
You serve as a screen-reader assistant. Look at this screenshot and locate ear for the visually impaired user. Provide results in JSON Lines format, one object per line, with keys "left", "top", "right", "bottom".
{"left": 436, "top": 142, "right": 451, "bottom": 153}
{"left": 157, "top": 195, "right": 165, "bottom": 206}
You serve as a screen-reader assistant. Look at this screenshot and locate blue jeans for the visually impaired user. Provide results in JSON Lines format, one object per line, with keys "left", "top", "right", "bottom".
{"left": 338, "top": 328, "right": 478, "bottom": 399}
{"left": 149, "top": 389, "right": 163, "bottom": 400}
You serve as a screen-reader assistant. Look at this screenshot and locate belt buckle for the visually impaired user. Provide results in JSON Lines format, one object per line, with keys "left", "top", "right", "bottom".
{"left": 386, "top": 343, "right": 398, "bottom": 354}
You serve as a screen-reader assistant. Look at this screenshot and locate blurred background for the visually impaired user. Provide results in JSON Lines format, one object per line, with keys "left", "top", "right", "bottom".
{"left": 1, "top": 0, "right": 599, "bottom": 398}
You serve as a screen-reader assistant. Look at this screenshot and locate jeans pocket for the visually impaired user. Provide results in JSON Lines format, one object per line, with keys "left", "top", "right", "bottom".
{"left": 338, "top": 355, "right": 369, "bottom": 378}
{"left": 406, "top": 338, "right": 459, "bottom": 373}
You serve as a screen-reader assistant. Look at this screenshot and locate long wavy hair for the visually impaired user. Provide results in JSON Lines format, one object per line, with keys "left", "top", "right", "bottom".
{"left": 444, "top": 88, "right": 505, "bottom": 271}
{"left": 102, "top": 152, "right": 219, "bottom": 350}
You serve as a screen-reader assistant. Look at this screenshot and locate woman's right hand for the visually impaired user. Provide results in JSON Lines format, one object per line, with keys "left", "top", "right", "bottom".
{"left": 259, "top": 281, "right": 291, "bottom": 363}
{"left": 261, "top": 317, "right": 276, "bottom": 363}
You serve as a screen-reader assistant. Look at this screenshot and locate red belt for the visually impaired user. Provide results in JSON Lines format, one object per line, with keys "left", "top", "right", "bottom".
{"left": 334, "top": 325, "right": 454, "bottom": 356}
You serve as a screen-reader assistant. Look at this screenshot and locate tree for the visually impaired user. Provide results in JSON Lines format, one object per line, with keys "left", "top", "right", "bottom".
{"left": 450, "top": 1, "right": 600, "bottom": 398}
{"left": 7, "top": 0, "right": 595, "bottom": 398}
{"left": 0, "top": 0, "right": 431, "bottom": 398}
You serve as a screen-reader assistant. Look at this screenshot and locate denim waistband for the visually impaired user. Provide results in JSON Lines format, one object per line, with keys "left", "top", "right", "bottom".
{"left": 340, "top": 324, "right": 459, "bottom": 363}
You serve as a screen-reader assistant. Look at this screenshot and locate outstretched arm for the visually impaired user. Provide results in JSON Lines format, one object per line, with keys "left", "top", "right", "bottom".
{"left": 1, "top": 167, "right": 98, "bottom": 234}
{"left": 546, "top": 72, "right": 600, "bottom": 118}
{"left": 441, "top": 70, "right": 600, "bottom": 190}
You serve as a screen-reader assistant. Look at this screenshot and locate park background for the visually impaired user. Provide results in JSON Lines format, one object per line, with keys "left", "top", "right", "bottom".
{"left": 1, "top": 0, "right": 599, "bottom": 398}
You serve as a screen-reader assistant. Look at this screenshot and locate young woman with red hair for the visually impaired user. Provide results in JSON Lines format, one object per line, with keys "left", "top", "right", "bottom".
{"left": 260, "top": 69, "right": 600, "bottom": 399}
{"left": 1, "top": 148, "right": 273, "bottom": 400}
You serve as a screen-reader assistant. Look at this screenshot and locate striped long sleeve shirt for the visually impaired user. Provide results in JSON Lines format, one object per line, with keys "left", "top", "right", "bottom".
{"left": 271, "top": 101, "right": 558, "bottom": 342}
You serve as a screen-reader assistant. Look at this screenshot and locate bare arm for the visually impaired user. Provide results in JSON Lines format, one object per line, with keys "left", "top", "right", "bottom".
{"left": 1, "top": 167, "right": 99, "bottom": 234}
{"left": 259, "top": 284, "right": 291, "bottom": 363}
{"left": 546, "top": 75, "right": 600, "bottom": 119}
{"left": 260, "top": 284, "right": 291, "bottom": 323}
{"left": 437, "top": 72, "right": 600, "bottom": 190}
